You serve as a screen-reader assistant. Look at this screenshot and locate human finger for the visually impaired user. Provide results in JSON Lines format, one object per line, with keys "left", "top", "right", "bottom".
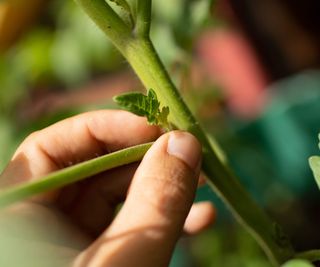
{"left": 183, "top": 201, "right": 216, "bottom": 235}
{"left": 74, "top": 131, "right": 202, "bottom": 267}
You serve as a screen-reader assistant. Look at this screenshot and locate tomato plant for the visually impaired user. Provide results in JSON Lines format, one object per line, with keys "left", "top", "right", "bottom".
{"left": 1, "top": 1, "right": 320, "bottom": 266}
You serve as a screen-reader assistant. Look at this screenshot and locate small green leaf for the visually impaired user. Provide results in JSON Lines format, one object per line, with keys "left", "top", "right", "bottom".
{"left": 113, "top": 92, "right": 151, "bottom": 117}
{"left": 147, "top": 88, "right": 157, "bottom": 100}
{"left": 309, "top": 156, "right": 320, "bottom": 190}
{"left": 309, "top": 134, "right": 320, "bottom": 191}
{"left": 113, "top": 89, "right": 170, "bottom": 129}
{"left": 281, "top": 259, "right": 313, "bottom": 267}
{"left": 157, "top": 106, "right": 170, "bottom": 130}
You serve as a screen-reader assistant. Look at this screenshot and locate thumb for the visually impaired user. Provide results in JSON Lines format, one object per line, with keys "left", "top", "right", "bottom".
{"left": 75, "top": 131, "right": 202, "bottom": 267}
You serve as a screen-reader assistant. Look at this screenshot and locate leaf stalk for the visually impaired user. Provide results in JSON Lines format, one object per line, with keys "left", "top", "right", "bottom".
{"left": 0, "top": 143, "right": 152, "bottom": 208}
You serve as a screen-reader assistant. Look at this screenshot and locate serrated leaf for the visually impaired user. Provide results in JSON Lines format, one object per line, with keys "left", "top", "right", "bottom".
{"left": 309, "top": 156, "right": 320, "bottom": 190}
{"left": 147, "top": 88, "right": 157, "bottom": 100}
{"left": 113, "top": 92, "right": 154, "bottom": 117}
{"left": 113, "top": 89, "right": 159, "bottom": 124}
{"left": 146, "top": 89, "right": 160, "bottom": 121}
{"left": 157, "top": 106, "right": 170, "bottom": 129}
{"left": 114, "top": 89, "right": 170, "bottom": 129}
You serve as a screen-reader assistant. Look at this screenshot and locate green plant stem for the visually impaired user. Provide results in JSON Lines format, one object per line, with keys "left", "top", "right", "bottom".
{"left": 75, "top": 0, "right": 132, "bottom": 51}
{"left": 135, "top": 0, "right": 152, "bottom": 37}
{"left": 75, "top": 0, "right": 294, "bottom": 265}
{"left": 124, "top": 37, "right": 294, "bottom": 266}
{"left": 0, "top": 142, "right": 152, "bottom": 208}
{"left": 295, "top": 250, "right": 320, "bottom": 263}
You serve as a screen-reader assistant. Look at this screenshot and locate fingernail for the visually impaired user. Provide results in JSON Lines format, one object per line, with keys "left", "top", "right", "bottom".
{"left": 167, "top": 131, "right": 202, "bottom": 171}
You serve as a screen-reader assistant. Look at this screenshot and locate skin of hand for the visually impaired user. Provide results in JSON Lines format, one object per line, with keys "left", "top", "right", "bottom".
{"left": 0, "top": 110, "right": 215, "bottom": 267}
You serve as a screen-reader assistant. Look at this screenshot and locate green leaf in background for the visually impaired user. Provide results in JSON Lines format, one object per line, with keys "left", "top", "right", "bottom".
{"left": 309, "top": 134, "right": 320, "bottom": 190}
{"left": 281, "top": 259, "right": 313, "bottom": 267}
{"left": 309, "top": 156, "right": 320, "bottom": 190}
{"left": 0, "top": 117, "right": 15, "bottom": 171}
{"left": 113, "top": 89, "right": 170, "bottom": 129}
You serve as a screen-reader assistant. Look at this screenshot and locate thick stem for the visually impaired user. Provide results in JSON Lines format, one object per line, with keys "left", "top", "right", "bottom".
{"left": 74, "top": 0, "right": 132, "bottom": 51}
{"left": 123, "top": 38, "right": 294, "bottom": 265}
{"left": 123, "top": 38, "right": 195, "bottom": 130}
{"left": 0, "top": 143, "right": 152, "bottom": 208}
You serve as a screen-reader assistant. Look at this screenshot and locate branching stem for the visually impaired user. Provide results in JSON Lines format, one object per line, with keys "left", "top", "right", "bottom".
{"left": 75, "top": 0, "right": 296, "bottom": 265}
{"left": 124, "top": 37, "right": 294, "bottom": 266}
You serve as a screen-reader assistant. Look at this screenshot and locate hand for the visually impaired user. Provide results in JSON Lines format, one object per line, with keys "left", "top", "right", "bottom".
{"left": 0, "top": 110, "right": 215, "bottom": 267}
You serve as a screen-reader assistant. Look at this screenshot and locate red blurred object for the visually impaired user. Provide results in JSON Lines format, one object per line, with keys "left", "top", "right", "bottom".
{"left": 196, "top": 29, "right": 269, "bottom": 119}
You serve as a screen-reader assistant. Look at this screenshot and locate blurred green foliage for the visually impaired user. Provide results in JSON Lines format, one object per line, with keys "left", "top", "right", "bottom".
{"left": 190, "top": 225, "right": 272, "bottom": 267}
{"left": 282, "top": 259, "right": 313, "bottom": 267}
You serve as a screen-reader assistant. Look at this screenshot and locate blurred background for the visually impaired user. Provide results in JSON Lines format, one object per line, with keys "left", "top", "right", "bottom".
{"left": 1, "top": 0, "right": 320, "bottom": 266}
